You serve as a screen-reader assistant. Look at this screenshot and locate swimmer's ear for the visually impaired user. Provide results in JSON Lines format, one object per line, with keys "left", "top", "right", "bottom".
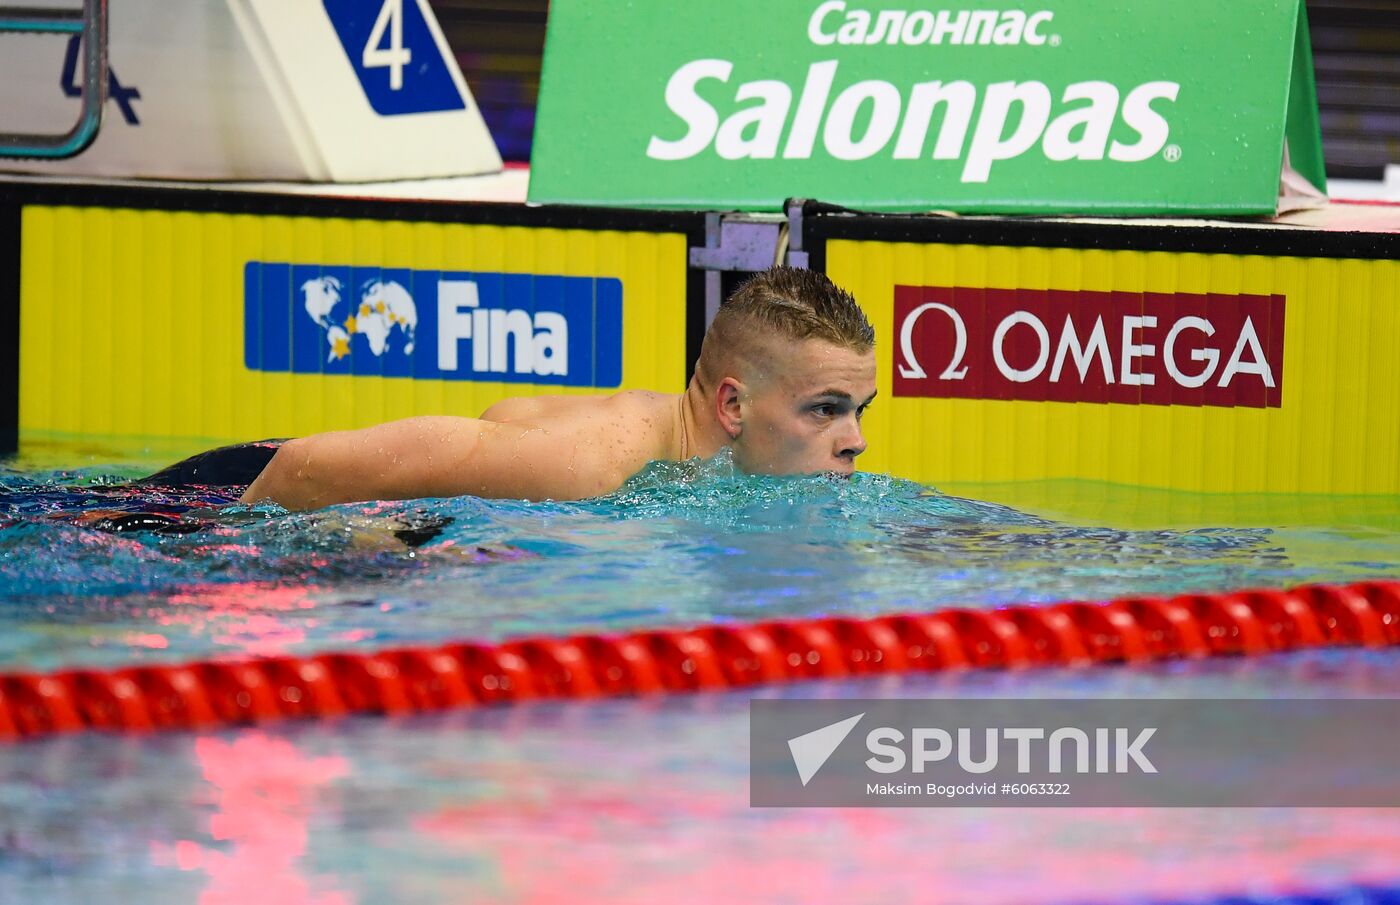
{"left": 715, "top": 377, "right": 745, "bottom": 439}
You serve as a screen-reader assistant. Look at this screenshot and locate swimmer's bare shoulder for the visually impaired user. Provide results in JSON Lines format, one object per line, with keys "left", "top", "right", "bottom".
{"left": 481, "top": 389, "right": 669, "bottom": 425}
{"left": 473, "top": 390, "right": 679, "bottom": 494}
{"left": 242, "top": 390, "right": 681, "bottom": 510}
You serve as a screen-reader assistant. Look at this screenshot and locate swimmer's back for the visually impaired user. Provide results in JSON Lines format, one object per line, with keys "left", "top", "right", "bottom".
{"left": 481, "top": 389, "right": 673, "bottom": 428}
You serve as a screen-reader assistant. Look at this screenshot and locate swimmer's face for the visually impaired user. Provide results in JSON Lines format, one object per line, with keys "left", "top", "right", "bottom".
{"left": 719, "top": 338, "right": 877, "bottom": 477}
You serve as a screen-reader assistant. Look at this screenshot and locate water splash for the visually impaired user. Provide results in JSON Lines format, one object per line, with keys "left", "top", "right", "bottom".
{"left": 0, "top": 456, "right": 1396, "bottom": 670}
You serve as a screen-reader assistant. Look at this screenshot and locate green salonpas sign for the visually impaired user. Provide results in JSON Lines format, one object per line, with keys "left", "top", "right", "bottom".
{"left": 528, "top": 0, "right": 1325, "bottom": 214}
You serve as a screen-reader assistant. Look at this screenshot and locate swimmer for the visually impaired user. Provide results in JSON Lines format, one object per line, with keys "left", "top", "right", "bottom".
{"left": 241, "top": 266, "right": 877, "bottom": 511}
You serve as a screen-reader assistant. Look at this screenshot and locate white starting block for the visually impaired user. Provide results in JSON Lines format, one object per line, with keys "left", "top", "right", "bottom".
{"left": 0, "top": 0, "right": 501, "bottom": 181}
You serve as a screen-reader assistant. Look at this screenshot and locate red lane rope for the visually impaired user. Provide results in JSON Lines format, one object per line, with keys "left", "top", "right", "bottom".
{"left": 2, "top": 580, "right": 1398, "bottom": 741}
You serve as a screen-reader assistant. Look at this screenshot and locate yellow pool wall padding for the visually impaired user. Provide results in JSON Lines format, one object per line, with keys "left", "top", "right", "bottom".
{"left": 830, "top": 239, "right": 1400, "bottom": 495}
{"left": 20, "top": 205, "right": 689, "bottom": 449}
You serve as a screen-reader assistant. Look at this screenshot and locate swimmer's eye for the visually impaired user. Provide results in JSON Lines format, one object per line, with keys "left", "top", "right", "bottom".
{"left": 811, "top": 403, "right": 840, "bottom": 418}
{"left": 857, "top": 403, "right": 871, "bottom": 420}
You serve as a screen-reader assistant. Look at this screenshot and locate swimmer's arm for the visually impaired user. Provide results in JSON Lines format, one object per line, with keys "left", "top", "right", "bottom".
{"left": 239, "top": 410, "right": 656, "bottom": 511}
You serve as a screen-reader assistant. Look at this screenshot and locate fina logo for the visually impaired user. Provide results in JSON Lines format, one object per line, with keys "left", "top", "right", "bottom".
{"left": 299, "top": 276, "right": 567, "bottom": 377}
{"left": 434, "top": 280, "right": 568, "bottom": 377}
{"left": 302, "top": 276, "right": 418, "bottom": 362}
{"left": 244, "top": 263, "right": 623, "bottom": 387}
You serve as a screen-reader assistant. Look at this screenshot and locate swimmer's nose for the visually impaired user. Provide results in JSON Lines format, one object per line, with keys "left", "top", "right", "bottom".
{"left": 836, "top": 421, "right": 867, "bottom": 462}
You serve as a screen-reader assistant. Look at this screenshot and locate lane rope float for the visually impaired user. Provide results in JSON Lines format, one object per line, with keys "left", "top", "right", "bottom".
{"left": 1, "top": 580, "right": 1397, "bottom": 740}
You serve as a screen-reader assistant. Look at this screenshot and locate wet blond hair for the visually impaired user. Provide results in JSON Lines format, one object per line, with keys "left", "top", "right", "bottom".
{"left": 694, "top": 267, "right": 874, "bottom": 390}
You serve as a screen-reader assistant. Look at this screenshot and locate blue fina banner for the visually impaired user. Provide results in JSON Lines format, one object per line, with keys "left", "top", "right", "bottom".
{"left": 244, "top": 263, "right": 624, "bottom": 388}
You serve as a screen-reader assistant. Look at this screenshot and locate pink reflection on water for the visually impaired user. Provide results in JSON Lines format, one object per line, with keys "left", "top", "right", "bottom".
{"left": 415, "top": 772, "right": 1400, "bottom": 905}
{"left": 151, "top": 582, "right": 320, "bottom": 657}
{"left": 152, "top": 733, "right": 352, "bottom": 905}
{"left": 165, "top": 582, "right": 320, "bottom": 613}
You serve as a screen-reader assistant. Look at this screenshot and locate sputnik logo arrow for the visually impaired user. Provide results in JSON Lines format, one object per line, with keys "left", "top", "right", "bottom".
{"left": 787, "top": 713, "right": 865, "bottom": 786}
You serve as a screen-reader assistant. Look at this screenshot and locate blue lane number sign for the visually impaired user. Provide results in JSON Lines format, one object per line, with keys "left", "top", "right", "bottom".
{"left": 322, "top": 0, "right": 466, "bottom": 115}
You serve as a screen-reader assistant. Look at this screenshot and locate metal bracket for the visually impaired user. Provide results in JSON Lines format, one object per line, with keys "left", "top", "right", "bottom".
{"left": 688, "top": 200, "right": 812, "bottom": 327}
{"left": 0, "top": 1, "right": 108, "bottom": 159}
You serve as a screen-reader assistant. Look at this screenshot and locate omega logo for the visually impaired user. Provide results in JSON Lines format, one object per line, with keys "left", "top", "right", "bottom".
{"left": 892, "top": 286, "right": 1285, "bottom": 409}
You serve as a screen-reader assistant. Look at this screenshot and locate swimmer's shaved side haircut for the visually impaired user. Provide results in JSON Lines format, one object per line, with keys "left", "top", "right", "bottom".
{"left": 695, "top": 267, "right": 874, "bottom": 389}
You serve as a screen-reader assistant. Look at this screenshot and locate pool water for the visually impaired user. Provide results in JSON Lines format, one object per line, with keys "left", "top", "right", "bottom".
{"left": 4, "top": 446, "right": 1400, "bottom": 905}
{"left": 1, "top": 450, "right": 1400, "bottom": 670}
{"left": 2, "top": 652, "right": 1400, "bottom": 905}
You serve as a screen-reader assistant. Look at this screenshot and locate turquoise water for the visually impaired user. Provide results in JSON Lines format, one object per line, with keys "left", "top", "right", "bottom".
{"left": 2, "top": 450, "right": 1400, "bottom": 671}
{"left": 4, "top": 449, "right": 1400, "bottom": 904}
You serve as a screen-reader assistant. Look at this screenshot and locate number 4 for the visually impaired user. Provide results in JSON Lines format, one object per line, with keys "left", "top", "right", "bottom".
{"left": 363, "top": 0, "right": 412, "bottom": 90}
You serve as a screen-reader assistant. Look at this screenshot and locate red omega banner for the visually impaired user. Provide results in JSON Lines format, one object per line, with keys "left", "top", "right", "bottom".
{"left": 892, "top": 286, "right": 1285, "bottom": 408}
